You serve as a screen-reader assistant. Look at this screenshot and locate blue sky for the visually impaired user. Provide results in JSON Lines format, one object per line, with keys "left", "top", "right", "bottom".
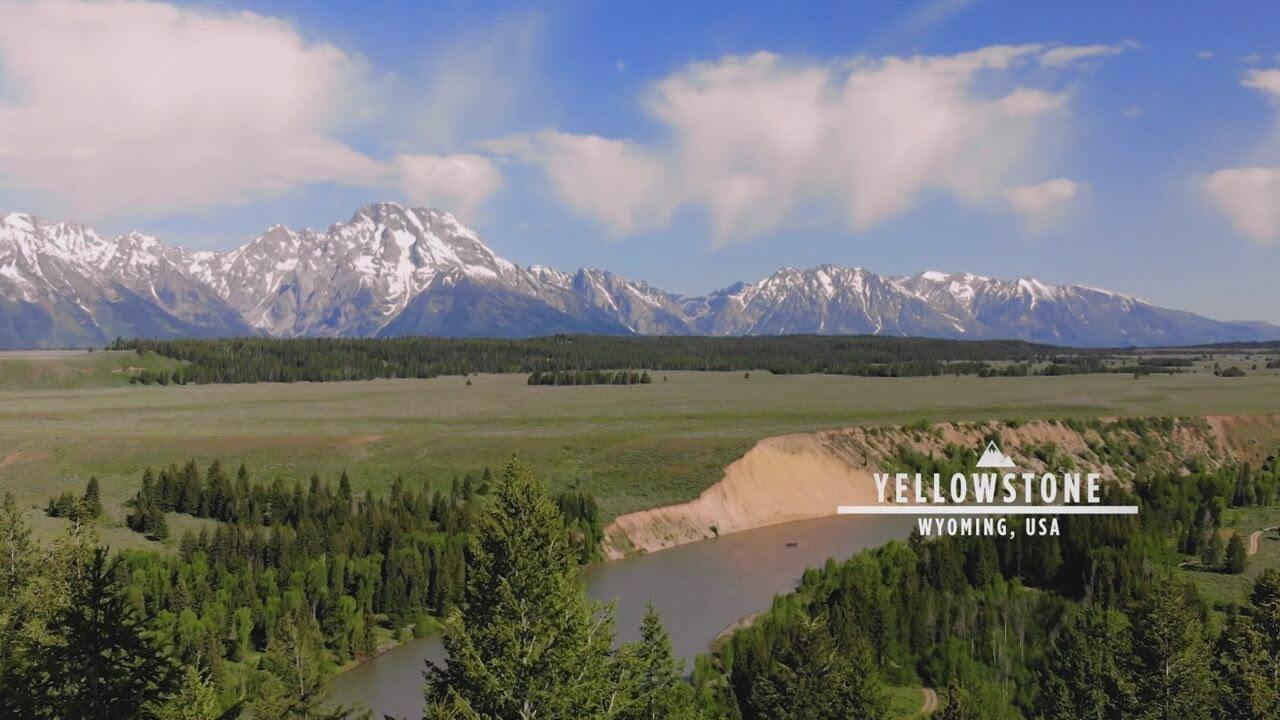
{"left": 1, "top": 0, "right": 1279, "bottom": 321}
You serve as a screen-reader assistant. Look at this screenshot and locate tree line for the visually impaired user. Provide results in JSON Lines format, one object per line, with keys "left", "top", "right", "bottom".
{"left": 109, "top": 335, "right": 1084, "bottom": 383}
{"left": 527, "top": 369, "right": 653, "bottom": 386}
{"left": 17, "top": 459, "right": 604, "bottom": 718}
{"left": 3, "top": 460, "right": 679, "bottom": 719}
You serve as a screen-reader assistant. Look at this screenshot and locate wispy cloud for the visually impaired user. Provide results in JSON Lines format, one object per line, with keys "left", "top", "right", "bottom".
{"left": 899, "top": 0, "right": 977, "bottom": 34}
{"left": 409, "top": 11, "right": 545, "bottom": 151}
{"left": 1038, "top": 40, "right": 1137, "bottom": 68}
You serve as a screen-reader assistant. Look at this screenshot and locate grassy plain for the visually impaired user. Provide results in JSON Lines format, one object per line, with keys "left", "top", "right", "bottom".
{"left": 0, "top": 349, "right": 181, "bottom": 390}
{"left": 2, "top": 359, "right": 1280, "bottom": 549}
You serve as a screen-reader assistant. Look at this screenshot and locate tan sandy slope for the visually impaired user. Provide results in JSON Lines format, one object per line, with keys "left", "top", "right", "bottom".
{"left": 604, "top": 433, "right": 880, "bottom": 558}
{"left": 603, "top": 415, "right": 1280, "bottom": 558}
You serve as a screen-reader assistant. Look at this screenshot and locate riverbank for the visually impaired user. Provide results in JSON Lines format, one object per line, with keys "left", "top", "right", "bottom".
{"left": 603, "top": 414, "right": 1280, "bottom": 557}
{"left": 330, "top": 413, "right": 1280, "bottom": 716}
{"left": 328, "top": 512, "right": 913, "bottom": 717}
{"left": 602, "top": 432, "right": 879, "bottom": 557}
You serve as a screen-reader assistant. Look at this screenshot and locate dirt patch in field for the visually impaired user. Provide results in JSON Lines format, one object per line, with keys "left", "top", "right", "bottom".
{"left": 0, "top": 447, "right": 49, "bottom": 469}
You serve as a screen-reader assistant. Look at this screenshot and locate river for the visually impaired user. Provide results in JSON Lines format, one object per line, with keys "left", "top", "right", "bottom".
{"left": 328, "top": 514, "right": 911, "bottom": 718}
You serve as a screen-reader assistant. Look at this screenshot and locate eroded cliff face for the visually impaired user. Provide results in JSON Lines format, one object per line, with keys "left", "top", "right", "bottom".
{"left": 603, "top": 415, "right": 1280, "bottom": 558}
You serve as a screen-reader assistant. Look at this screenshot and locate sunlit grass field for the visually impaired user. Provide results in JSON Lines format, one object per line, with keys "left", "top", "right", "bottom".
{"left": 2, "top": 355, "right": 1279, "bottom": 549}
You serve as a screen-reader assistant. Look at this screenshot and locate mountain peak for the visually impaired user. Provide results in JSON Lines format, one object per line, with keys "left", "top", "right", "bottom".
{"left": 2, "top": 212, "right": 36, "bottom": 231}
{"left": 347, "top": 201, "right": 465, "bottom": 228}
{"left": 1, "top": 205, "right": 1277, "bottom": 348}
{"left": 349, "top": 200, "right": 408, "bottom": 223}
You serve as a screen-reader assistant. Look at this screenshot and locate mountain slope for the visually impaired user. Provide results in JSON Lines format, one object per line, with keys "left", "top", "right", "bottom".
{"left": 187, "top": 203, "right": 536, "bottom": 338}
{"left": 376, "top": 273, "right": 630, "bottom": 338}
{"left": 3, "top": 203, "right": 1278, "bottom": 348}
{"left": 0, "top": 213, "right": 251, "bottom": 348}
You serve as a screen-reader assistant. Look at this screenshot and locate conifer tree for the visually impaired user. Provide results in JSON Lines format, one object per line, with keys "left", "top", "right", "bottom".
{"left": 29, "top": 548, "right": 179, "bottom": 720}
{"left": 1202, "top": 532, "right": 1225, "bottom": 570}
{"left": 424, "top": 459, "right": 619, "bottom": 719}
{"left": 152, "top": 665, "right": 222, "bottom": 720}
{"left": 1129, "top": 581, "right": 1214, "bottom": 720}
{"left": 747, "top": 614, "right": 886, "bottom": 720}
{"left": 1038, "top": 604, "right": 1136, "bottom": 719}
{"left": 1251, "top": 569, "right": 1280, "bottom": 684}
{"left": 616, "top": 604, "right": 698, "bottom": 720}
{"left": 0, "top": 492, "right": 36, "bottom": 665}
{"left": 1225, "top": 532, "right": 1248, "bottom": 574}
{"left": 1211, "top": 613, "right": 1278, "bottom": 720}
{"left": 83, "top": 476, "right": 103, "bottom": 519}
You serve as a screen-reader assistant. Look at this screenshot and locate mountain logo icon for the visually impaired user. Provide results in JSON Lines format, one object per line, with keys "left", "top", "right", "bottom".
{"left": 976, "top": 441, "right": 1016, "bottom": 469}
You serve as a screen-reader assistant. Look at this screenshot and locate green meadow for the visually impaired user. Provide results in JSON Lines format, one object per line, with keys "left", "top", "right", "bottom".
{"left": 1180, "top": 505, "right": 1280, "bottom": 608}
{"left": 3, "top": 352, "right": 1280, "bottom": 549}
{"left": 0, "top": 349, "right": 182, "bottom": 390}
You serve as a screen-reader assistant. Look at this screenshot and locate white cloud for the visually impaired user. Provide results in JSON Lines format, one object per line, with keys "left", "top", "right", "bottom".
{"left": 1240, "top": 53, "right": 1263, "bottom": 65}
{"left": 395, "top": 154, "right": 503, "bottom": 220}
{"left": 1204, "top": 168, "right": 1280, "bottom": 244}
{"left": 1004, "top": 178, "right": 1084, "bottom": 229}
{"left": 0, "top": 0, "right": 505, "bottom": 220}
{"left": 1202, "top": 69, "right": 1280, "bottom": 244}
{"left": 1038, "top": 41, "right": 1135, "bottom": 68}
{"left": 1242, "top": 69, "right": 1280, "bottom": 101}
{"left": 0, "top": 0, "right": 391, "bottom": 218}
{"left": 1196, "top": 50, "right": 1215, "bottom": 61}
{"left": 485, "top": 132, "right": 671, "bottom": 235}
{"left": 493, "top": 46, "right": 1096, "bottom": 245}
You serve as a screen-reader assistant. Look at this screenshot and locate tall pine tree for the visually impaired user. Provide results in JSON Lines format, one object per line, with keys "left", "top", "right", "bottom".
{"left": 746, "top": 614, "right": 886, "bottom": 720}
{"left": 1129, "top": 580, "right": 1214, "bottom": 720}
{"left": 425, "top": 459, "right": 626, "bottom": 719}
{"left": 28, "top": 548, "right": 179, "bottom": 719}
{"left": 1038, "top": 603, "right": 1136, "bottom": 719}
{"left": 1211, "top": 613, "right": 1278, "bottom": 720}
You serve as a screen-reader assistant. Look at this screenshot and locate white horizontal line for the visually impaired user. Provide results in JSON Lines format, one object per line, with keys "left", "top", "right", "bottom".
{"left": 836, "top": 505, "right": 1139, "bottom": 516}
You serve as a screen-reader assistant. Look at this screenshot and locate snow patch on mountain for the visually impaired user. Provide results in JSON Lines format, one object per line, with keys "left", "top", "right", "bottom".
{"left": 3, "top": 203, "right": 1278, "bottom": 348}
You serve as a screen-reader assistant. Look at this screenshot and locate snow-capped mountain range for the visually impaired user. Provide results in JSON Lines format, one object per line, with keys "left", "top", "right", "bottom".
{"left": 2, "top": 202, "right": 1277, "bottom": 348}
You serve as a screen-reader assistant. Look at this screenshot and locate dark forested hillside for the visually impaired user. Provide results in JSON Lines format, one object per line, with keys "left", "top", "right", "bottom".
{"left": 111, "top": 335, "right": 1076, "bottom": 383}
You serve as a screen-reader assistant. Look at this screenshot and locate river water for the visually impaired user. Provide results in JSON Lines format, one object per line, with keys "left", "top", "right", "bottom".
{"left": 328, "top": 515, "right": 911, "bottom": 719}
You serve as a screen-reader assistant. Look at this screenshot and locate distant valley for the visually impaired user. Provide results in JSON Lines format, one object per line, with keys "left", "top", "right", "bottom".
{"left": 2, "top": 202, "right": 1277, "bottom": 348}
